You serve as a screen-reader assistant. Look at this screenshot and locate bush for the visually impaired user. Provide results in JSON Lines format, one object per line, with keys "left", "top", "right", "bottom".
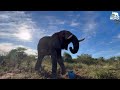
{"left": 76, "top": 54, "right": 97, "bottom": 65}
{"left": 95, "top": 69, "right": 118, "bottom": 79}
{"left": 63, "top": 52, "right": 73, "bottom": 63}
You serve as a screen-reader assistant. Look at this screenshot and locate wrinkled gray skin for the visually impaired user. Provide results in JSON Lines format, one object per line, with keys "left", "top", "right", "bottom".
{"left": 35, "top": 30, "right": 85, "bottom": 79}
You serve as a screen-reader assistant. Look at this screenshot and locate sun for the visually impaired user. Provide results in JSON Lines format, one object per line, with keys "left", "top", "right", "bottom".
{"left": 18, "top": 30, "right": 31, "bottom": 41}
{"left": 18, "top": 30, "right": 31, "bottom": 40}
{"left": 14, "top": 29, "right": 32, "bottom": 41}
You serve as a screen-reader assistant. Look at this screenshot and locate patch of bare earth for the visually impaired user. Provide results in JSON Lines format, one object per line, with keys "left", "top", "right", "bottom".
{"left": 0, "top": 72, "right": 15, "bottom": 79}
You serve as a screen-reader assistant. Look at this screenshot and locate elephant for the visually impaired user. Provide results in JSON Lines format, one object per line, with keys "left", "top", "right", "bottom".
{"left": 35, "top": 30, "right": 85, "bottom": 79}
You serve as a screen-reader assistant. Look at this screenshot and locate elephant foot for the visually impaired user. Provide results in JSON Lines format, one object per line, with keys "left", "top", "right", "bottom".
{"left": 51, "top": 77, "right": 57, "bottom": 79}
{"left": 61, "top": 68, "right": 66, "bottom": 75}
{"left": 35, "top": 66, "right": 42, "bottom": 73}
{"left": 61, "top": 70, "right": 66, "bottom": 75}
{"left": 35, "top": 69, "right": 39, "bottom": 72}
{"left": 35, "top": 66, "right": 39, "bottom": 71}
{"left": 51, "top": 73, "right": 57, "bottom": 79}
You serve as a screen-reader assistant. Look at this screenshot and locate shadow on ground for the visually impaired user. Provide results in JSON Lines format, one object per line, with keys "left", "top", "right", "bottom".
{"left": 37, "top": 69, "right": 93, "bottom": 79}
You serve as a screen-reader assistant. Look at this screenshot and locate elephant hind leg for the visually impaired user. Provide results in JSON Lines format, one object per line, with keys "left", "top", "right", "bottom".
{"left": 35, "top": 55, "right": 44, "bottom": 72}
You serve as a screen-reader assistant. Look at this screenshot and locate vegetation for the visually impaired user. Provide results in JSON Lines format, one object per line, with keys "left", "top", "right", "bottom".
{"left": 63, "top": 52, "right": 73, "bottom": 63}
{"left": 0, "top": 48, "right": 120, "bottom": 79}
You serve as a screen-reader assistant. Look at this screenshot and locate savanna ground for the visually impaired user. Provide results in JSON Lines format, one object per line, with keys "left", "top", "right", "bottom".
{"left": 0, "top": 47, "right": 120, "bottom": 79}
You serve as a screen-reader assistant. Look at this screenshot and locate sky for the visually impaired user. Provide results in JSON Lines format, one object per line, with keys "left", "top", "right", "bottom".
{"left": 0, "top": 11, "right": 120, "bottom": 59}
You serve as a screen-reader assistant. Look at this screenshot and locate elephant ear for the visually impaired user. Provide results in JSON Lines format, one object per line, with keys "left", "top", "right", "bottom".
{"left": 58, "top": 30, "right": 73, "bottom": 40}
{"left": 58, "top": 31, "right": 65, "bottom": 38}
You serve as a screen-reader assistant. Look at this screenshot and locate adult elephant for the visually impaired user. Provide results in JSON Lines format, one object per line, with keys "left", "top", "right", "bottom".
{"left": 35, "top": 30, "right": 85, "bottom": 79}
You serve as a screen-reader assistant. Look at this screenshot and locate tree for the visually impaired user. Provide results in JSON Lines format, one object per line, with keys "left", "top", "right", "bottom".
{"left": 0, "top": 55, "right": 6, "bottom": 66}
{"left": 63, "top": 52, "right": 72, "bottom": 63}
{"left": 15, "top": 47, "right": 27, "bottom": 68}
{"left": 116, "top": 56, "right": 120, "bottom": 61}
{"left": 6, "top": 47, "right": 27, "bottom": 68}
{"left": 109, "top": 56, "right": 116, "bottom": 61}
{"left": 76, "top": 54, "right": 96, "bottom": 65}
{"left": 97, "top": 57, "right": 105, "bottom": 65}
{"left": 97, "top": 57, "right": 105, "bottom": 61}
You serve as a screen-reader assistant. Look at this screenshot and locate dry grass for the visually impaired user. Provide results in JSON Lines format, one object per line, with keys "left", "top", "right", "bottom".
{"left": 0, "top": 59, "right": 120, "bottom": 79}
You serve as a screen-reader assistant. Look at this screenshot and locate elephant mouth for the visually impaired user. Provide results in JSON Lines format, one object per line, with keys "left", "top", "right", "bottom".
{"left": 65, "top": 46, "right": 68, "bottom": 50}
{"left": 64, "top": 40, "right": 71, "bottom": 50}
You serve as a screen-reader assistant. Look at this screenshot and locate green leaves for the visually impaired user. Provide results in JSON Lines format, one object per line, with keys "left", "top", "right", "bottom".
{"left": 63, "top": 52, "right": 72, "bottom": 63}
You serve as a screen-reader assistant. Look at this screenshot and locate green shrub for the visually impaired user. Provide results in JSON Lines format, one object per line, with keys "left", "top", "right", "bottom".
{"left": 95, "top": 69, "right": 118, "bottom": 79}
{"left": 63, "top": 52, "right": 73, "bottom": 63}
{"left": 76, "top": 54, "right": 97, "bottom": 65}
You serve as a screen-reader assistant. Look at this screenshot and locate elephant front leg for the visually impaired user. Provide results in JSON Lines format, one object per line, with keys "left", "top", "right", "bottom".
{"left": 51, "top": 51, "right": 58, "bottom": 79}
{"left": 57, "top": 50, "right": 66, "bottom": 75}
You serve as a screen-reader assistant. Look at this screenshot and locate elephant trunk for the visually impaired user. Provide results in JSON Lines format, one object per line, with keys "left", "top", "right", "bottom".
{"left": 69, "top": 35, "right": 79, "bottom": 54}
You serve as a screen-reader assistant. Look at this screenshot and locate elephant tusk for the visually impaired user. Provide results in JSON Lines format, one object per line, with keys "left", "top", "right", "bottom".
{"left": 67, "top": 35, "right": 73, "bottom": 39}
{"left": 78, "top": 38, "right": 85, "bottom": 42}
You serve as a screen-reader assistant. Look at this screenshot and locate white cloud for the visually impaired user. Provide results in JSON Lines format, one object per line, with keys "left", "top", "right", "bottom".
{"left": 107, "top": 34, "right": 120, "bottom": 44}
{"left": 0, "top": 43, "right": 37, "bottom": 55}
{"left": 0, "top": 32, "right": 14, "bottom": 38}
{"left": 31, "top": 15, "right": 68, "bottom": 40}
{"left": 68, "top": 13, "right": 81, "bottom": 27}
{"left": 70, "top": 21, "right": 79, "bottom": 27}
{"left": 109, "top": 41, "right": 113, "bottom": 43}
{"left": 44, "top": 16, "right": 65, "bottom": 25}
{"left": 81, "top": 12, "right": 98, "bottom": 39}
{"left": 115, "top": 52, "right": 120, "bottom": 56}
{"left": 0, "top": 11, "right": 37, "bottom": 42}
{"left": 83, "top": 21, "right": 97, "bottom": 36}
{"left": 24, "top": 48, "right": 37, "bottom": 55}
{"left": 0, "top": 14, "right": 10, "bottom": 19}
{"left": 117, "top": 34, "right": 120, "bottom": 39}
{"left": 63, "top": 11, "right": 98, "bottom": 39}
{"left": 92, "top": 49, "right": 120, "bottom": 59}
{"left": 55, "top": 19, "right": 65, "bottom": 25}
{"left": 0, "top": 43, "right": 16, "bottom": 54}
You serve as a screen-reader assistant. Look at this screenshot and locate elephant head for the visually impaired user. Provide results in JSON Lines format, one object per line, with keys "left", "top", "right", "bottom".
{"left": 58, "top": 30, "right": 85, "bottom": 54}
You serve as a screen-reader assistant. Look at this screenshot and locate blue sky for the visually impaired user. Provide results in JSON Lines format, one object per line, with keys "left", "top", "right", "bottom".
{"left": 0, "top": 11, "right": 120, "bottom": 59}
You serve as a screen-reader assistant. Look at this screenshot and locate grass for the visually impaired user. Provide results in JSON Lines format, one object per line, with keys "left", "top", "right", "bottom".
{"left": 0, "top": 59, "right": 120, "bottom": 79}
